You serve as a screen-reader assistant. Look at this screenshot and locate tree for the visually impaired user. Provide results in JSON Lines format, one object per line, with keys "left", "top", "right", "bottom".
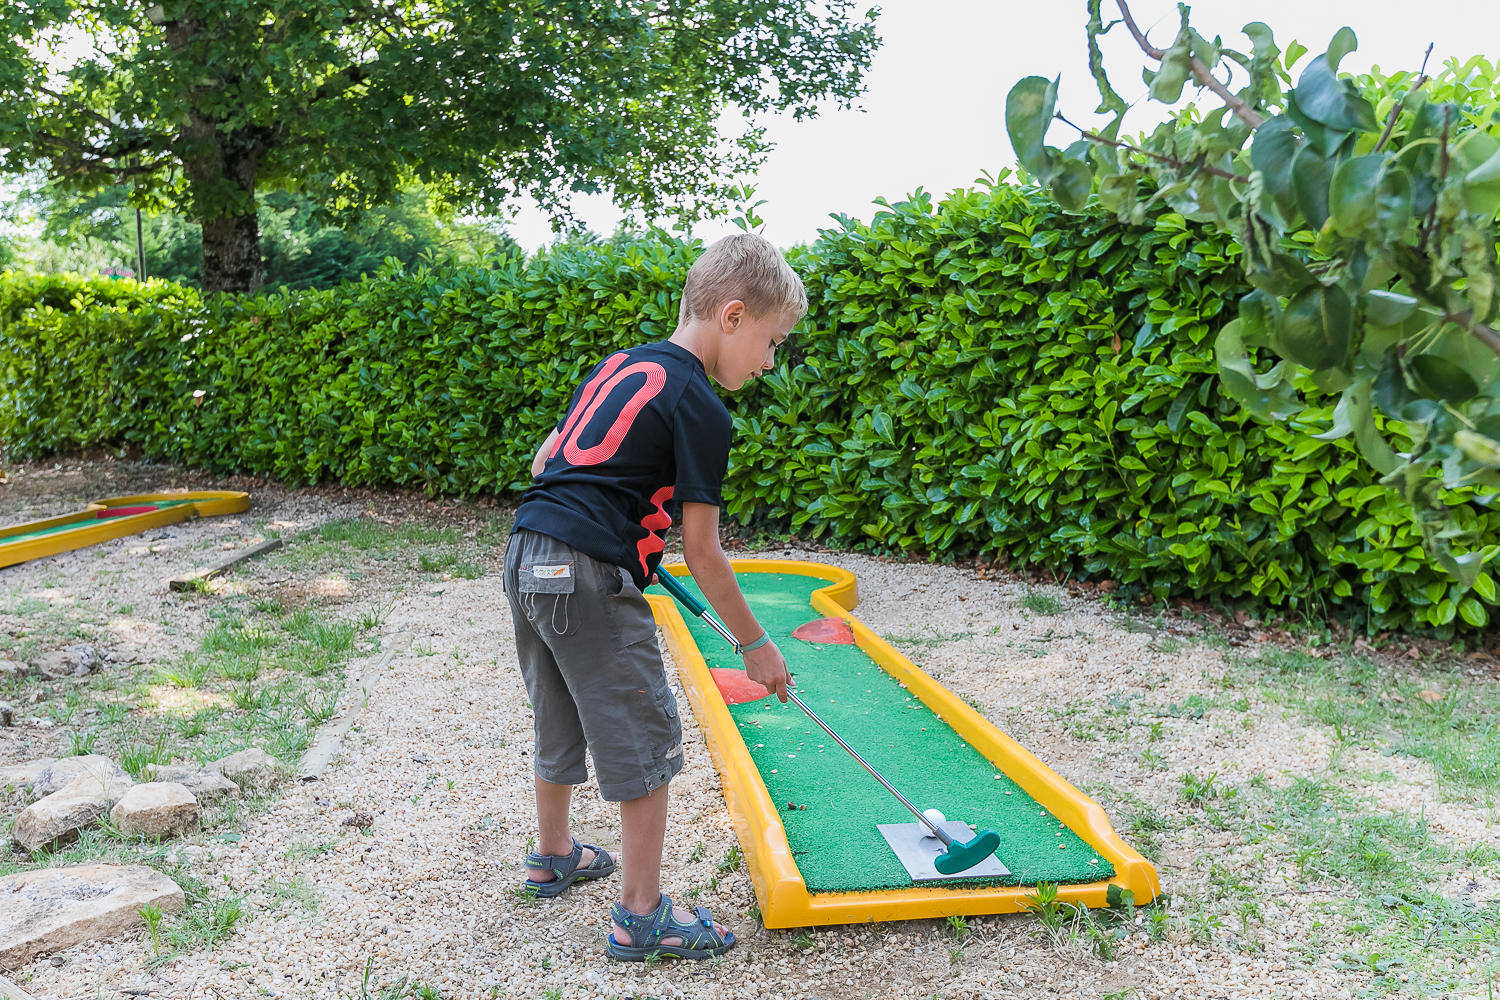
{"left": 1006, "top": 2, "right": 1500, "bottom": 618}
{"left": 0, "top": 1, "right": 879, "bottom": 292}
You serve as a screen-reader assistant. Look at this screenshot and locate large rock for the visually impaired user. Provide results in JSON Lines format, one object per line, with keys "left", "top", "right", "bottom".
{"left": 0, "top": 758, "right": 56, "bottom": 792}
{"left": 11, "top": 772, "right": 130, "bottom": 852}
{"left": 0, "top": 659, "right": 23, "bottom": 679}
{"left": 207, "top": 749, "right": 280, "bottom": 793}
{"left": 30, "top": 755, "right": 132, "bottom": 799}
{"left": 0, "top": 864, "right": 184, "bottom": 968}
{"left": 145, "top": 764, "right": 240, "bottom": 806}
{"left": 27, "top": 643, "right": 101, "bottom": 679}
{"left": 109, "top": 783, "right": 198, "bottom": 838}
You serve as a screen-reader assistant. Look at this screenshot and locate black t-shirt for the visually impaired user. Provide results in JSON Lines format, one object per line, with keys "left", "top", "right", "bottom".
{"left": 515, "top": 341, "right": 732, "bottom": 590}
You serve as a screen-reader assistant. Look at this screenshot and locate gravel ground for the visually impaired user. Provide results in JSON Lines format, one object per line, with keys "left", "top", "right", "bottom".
{"left": 2, "top": 459, "right": 1496, "bottom": 999}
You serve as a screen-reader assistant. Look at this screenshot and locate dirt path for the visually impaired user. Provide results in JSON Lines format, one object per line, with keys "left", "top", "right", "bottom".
{"left": 3, "top": 459, "right": 1496, "bottom": 999}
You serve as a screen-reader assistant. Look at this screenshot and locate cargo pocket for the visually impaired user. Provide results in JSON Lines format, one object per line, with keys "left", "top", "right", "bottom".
{"left": 606, "top": 566, "right": 658, "bottom": 651}
{"left": 520, "top": 562, "right": 577, "bottom": 637}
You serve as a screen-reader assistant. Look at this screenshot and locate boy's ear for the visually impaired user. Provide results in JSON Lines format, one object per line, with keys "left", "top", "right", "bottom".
{"left": 719, "top": 299, "right": 747, "bottom": 331}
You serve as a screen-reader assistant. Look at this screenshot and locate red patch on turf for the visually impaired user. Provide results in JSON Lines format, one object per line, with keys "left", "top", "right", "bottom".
{"left": 791, "top": 617, "right": 854, "bottom": 644}
{"left": 710, "top": 668, "right": 771, "bottom": 705}
{"left": 97, "top": 505, "right": 158, "bottom": 519}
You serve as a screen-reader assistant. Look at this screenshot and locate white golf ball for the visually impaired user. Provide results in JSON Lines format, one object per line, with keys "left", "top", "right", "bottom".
{"left": 921, "top": 808, "right": 946, "bottom": 828}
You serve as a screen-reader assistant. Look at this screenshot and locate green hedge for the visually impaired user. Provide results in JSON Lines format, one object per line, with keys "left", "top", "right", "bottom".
{"left": 3, "top": 186, "right": 1497, "bottom": 635}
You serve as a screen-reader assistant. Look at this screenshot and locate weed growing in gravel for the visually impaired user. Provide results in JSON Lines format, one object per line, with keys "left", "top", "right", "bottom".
{"left": 1021, "top": 587, "right": 1063, "bottom": 616}
{"left": 716, "top": 844, "right": 743, "bottom": 873}
{"left": 1178, "top": 771, "right": 1231, "bottom": 805}
{"left": 118, "top": 733, "right": 172, "bottom": 778}
{"left": 687, "top": 841, "right": 707, "bottom": 863}
{"left": 417, "top": 551, "right": 458, "bottom": 573}
{"left": 67, "top": 730, "right": 98, "bottom": 756}
{"left": 508, "top": 883, "right": 540, "bottom": 908}
{"left": 452, "top": 561, "right": 485, "bottom": 579}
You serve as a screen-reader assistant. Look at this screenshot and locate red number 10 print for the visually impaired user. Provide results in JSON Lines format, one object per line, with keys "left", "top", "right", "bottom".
{"left": 550, "top": 354, "right": 668, "bottom": 467}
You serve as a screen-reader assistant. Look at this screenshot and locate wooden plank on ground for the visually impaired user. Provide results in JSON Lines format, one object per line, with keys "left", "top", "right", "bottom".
{"left": 168, "top": 537, "right": 283, "bottom": 592}
{"left": 0, "top": 974, "right": 37, "bottom": 1000}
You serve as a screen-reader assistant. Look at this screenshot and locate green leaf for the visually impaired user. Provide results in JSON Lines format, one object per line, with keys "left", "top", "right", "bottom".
{"left": 1290, "top": 146, "right": 1337, "bottom": 230}
{"left": 1325, "top": 27, "right": 1358, "bottom": 73}
{"left": 1455, "top": 429, "right": 1500, "bottom": 466}
{"left": 1250, "top": 116, "right": 1299, "bottom": 202}
{"left": 1238, "top": 289, "right": 1281, "bottom": 347}
{"left": 1372, "top": 348, "right": 1413, "bottom": 418}
{"left": 1149, "top": 17, "right": 1196, "bottom": 104}
{"left": 1284, "top": 39, "right": 1308, "bottom": 70}
{"left": 1408, "top": 354, "right": 1478, "bottom": 403}
{"left": 1348, "top": 377, "right": 1398, "bottom": 475}
{"left": 1459, "top": 597, "right": 1489, "bottom": 628}
{"left": 1006, "top": 76, "right": 1061, "bottom": 180}
{"left": 1273, "top": 283, "right": 1352, "bottom": 369}
{"left": 1052, "top": 157, "right": 1095, "bottom": 211}
{"left": 1329, "top": 155, "right": 1383, "bottom": 237}
{"left": 1364, "top": 290, "right": 1417, "bottom": 327}
{"left": 1294, "top": 52, "right": 1378, "bottom": 134}
{"left": 1214, "top": 319, "right": 1305, "bottom": 421}
{"left": 1464, "top": 145, "right": 1500, "bottom": 220}
{"left": 1476, "top": 573, "right": 1498, "bottom": 604}
{"left": 1246, "top": 252, "right": 1315, "bottom": 297}
{"left": 1312, "top": 388, "right": 1353, "bottom": 440}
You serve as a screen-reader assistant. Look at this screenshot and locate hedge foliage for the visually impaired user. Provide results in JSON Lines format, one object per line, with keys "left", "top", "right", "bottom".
{"left": 3, "top": 185, "right": 1499, "bottom": 635}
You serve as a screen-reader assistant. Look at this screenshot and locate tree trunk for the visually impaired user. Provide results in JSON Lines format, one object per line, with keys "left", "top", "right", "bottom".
{"left": 201, "top": 209, "right": 262, "bottom": 293}
{"left": 179, "top": 94, "right": 267, "bottom": 293}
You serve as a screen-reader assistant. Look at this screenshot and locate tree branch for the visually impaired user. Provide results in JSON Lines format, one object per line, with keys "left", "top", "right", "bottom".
{"left": 1056, "top": 113, "right": 1251, "bottom": 183}
{"left": 1374, "top": 44, "right": 1433, "bottom": 153}
{"left": 1115, "top": 0, "right": 1266, "bottom": 129}
{"left": 1445, "top": 311, "right": 1500, "bottom": 356}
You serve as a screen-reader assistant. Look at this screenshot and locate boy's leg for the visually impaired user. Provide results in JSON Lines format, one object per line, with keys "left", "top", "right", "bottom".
{"left": 611, "top": 784, "right": 728, "bottom": 946}
{"left": 504, "top": 531, "right": 604, "bottom": 880}
{"left": 531, "top": 775, "right": 598, "bottom": 876}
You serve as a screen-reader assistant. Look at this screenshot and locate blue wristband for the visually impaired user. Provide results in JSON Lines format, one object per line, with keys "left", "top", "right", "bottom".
{"left": 738, "top": 631, "right": 771, "bottom": 654}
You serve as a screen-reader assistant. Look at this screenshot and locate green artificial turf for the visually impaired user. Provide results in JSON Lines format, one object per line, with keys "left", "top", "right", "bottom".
{"left": 0, "top": 500, "right": 195, "bottom": 547}
{"left": 676, "top": 572, "right": 1113, "bottom": 895}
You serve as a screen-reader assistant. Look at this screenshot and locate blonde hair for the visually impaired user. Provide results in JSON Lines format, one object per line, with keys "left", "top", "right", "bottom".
{"left": 677, "top": 233, "right": 808, "bottom": 327}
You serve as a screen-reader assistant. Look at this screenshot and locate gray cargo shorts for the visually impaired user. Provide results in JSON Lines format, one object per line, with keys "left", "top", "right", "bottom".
{"left": 503, "top": 528, "right": 683, "bottom": 802}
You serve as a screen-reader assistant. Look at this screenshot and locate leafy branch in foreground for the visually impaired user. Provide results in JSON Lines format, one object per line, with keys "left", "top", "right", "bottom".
{"left": 1007, "top": 1, "right": 1500, "bottom": 619}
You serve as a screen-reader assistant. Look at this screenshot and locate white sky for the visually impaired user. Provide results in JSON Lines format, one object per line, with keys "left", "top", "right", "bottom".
{"left": 506, "top": 0, "right": 1500, "bottom": 251}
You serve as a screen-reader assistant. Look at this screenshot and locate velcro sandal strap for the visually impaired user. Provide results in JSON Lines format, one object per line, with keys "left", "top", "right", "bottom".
{"left": 525, "top": 839, "right": 582, "bottom": 878}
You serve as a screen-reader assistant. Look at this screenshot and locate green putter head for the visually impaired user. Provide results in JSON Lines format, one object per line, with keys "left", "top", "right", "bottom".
{"left": 934, "top": 829, "right": 1001, "bottom": 875}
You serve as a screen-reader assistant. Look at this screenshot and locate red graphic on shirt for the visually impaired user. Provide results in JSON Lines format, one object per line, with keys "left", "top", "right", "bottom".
{"left": 550, "top": 352, "right": 629, "bottom": 460}
{"left": 560, "top": 361, "right": 668, "bottom": 467}
{"left": 637, "top": 486, "right": 674, "bottom": 576}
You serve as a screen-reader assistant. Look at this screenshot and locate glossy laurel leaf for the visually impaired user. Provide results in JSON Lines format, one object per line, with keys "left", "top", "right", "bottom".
{"left": 1273, "top": 283, "right": 1352, "bottom": 370}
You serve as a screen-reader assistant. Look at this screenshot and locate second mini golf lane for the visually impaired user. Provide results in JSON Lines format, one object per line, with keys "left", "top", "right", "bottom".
{"left": 677, "top": 572, "right": 1112, "bottom": 895}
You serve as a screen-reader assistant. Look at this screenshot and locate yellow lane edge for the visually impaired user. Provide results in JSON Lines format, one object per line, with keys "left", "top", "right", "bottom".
{"left": 0, "top": 492, "right": 252, "bottom": 570}
{"left": 652, "top": 558, "right": 1159, "bottom": 928}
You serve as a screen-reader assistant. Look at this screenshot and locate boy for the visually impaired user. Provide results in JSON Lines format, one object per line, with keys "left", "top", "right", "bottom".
{"left": 503, "top": 232, "right": 805, "bottom": 960}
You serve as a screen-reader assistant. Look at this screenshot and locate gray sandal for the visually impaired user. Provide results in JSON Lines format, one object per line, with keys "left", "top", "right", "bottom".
{"left": 523, "top": 838, "right": 615, "bottom": 898}
{"left": 606, "top": 893, "right": 736, "bottom": 961}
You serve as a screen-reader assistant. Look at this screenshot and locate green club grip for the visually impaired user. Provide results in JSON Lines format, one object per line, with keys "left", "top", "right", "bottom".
{"left": 654, "top": 569, "right": 708, "bottom": 618}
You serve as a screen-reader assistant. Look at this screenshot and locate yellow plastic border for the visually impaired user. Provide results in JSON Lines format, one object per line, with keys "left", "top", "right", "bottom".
{"left": 648, "top": 558, "right": 1159, "bottom": 928}
{"left": 0, "top": 492, "right": 251, "bottom": 570}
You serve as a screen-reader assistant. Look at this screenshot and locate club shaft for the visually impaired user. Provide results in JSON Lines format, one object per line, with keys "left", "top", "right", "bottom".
{"left": 784, "top": 689, "right": 952, "bottom": 846}
{"left": 674, "top": 588, "right": 952, "bottom": 846}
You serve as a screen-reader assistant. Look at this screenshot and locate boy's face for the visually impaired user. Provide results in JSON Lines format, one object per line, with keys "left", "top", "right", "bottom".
{"left": 711, "top": 300, "right": 797, "bottom": 391}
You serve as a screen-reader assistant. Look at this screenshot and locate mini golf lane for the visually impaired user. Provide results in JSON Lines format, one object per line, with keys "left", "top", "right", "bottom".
{"left": 0, "top": 492, "right": 251, "bottom": 569}
{"left": 649, "top": 560, "right": 1158, "bottom": 928}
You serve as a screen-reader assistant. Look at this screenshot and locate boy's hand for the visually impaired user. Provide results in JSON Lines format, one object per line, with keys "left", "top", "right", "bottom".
{"left": 743, "top": 640, "right": 791, "bottom": 703}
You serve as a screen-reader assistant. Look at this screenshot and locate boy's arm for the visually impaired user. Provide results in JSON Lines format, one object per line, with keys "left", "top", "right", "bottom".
{"left": 531, "top": 429, "right": 560, "bottom": 478}
{"left": 680, "top": 501, "right": 792, "bottom": 702}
